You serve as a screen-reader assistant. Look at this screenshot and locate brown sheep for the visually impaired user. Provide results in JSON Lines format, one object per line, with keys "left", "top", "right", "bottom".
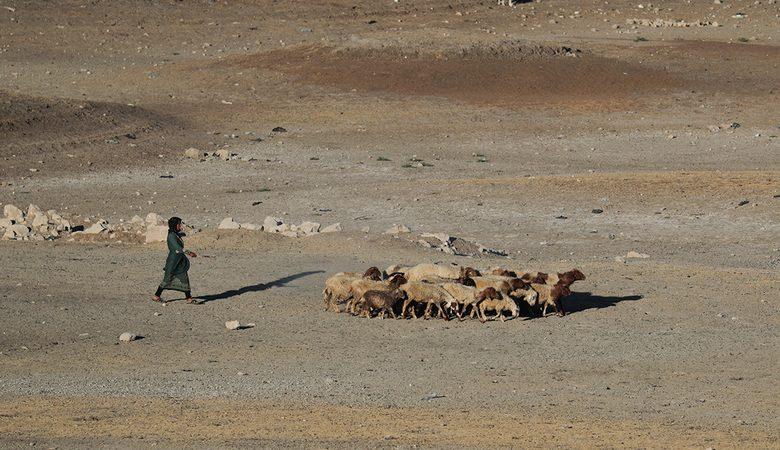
{"left": 530, "top": 283, "right": 572, "bottom": 317}
{"left": 472, "top": 276, "right": 514, "bottom": 296}
{"left": 544, "top": 268, "right": 586, "bottom": 287}
{"left": 353, "top": 289, "right": 407, "bottom": 319}
{"left": 345, "top": 273, "right": 407, "bottom": 314}
{"left": 476, "top": 287, "right": 519, "bottom": 322}
{"left": 490, "top": 268, "right": 517, "bottom": 278}
{"left": 441, "top": 280, "right": 481, "bottom": 320}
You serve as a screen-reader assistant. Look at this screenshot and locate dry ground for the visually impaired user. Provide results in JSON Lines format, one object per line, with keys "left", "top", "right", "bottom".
{"left": 1, "top": 0, "right": 779, "bottom": 448}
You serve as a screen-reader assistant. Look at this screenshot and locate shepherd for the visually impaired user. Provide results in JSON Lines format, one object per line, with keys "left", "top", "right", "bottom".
{"left": 153, "top": 216, "right": 198, "bottom": 303}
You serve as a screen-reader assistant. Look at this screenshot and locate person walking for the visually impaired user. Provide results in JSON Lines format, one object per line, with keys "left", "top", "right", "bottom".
{"left": 153, "top": 216, "right": 197, "bottom": 303}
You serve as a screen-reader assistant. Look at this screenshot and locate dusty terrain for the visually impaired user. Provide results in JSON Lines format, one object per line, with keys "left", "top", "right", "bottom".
{"left": 1, "top": 0, "right": 779, "bottom": 448}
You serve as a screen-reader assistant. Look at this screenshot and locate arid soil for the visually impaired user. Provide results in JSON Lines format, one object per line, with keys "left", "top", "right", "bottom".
{"left": 1, "top": 1, "right": 778, "bottom": 448}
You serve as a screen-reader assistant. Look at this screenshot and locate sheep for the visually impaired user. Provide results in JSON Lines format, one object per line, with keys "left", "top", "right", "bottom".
{"left": 404, "top": 263, "right": 480, "bottom": 283}
{"left": 384, "top": 264, "right": 410, "bottom": 277}
{"left": 471, "top": 276, "right": 516, "bottom": 296}
{"left": 399, "top": 281, "right": 457, "bottom": 320}
{"left": 323, "top": 267, "right": 383, "bottom": 312}
{"left": 345, "top": 273, "right": 407, "bottom": 314}
{"left": 441, "top": 280, "right": 482, "bottom": 320}
{"left": 543, "top": 268, "right": 586, "bottom": 287}
{"left": 353, "top": 288, "right": 406, "bottom": 319}
{"left": 510, "top": 286, "right": 539, "bottom": 314}
{"left": 476, "top": 287, "right": 519, "bottom": 322}
{"left": 530, "top": 283, "right": 572, "bottom": 317}
{"left": 490, "top": 268, "right": 517, "bottom": 278}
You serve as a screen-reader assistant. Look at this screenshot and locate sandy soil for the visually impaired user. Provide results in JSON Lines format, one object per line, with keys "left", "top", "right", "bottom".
{"left": 1, "top": 1, "right": 778, "bottom": 448}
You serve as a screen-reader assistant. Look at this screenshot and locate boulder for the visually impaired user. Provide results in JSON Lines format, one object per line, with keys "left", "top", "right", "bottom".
{"left": 218, "top": 217, "right": 240, "bottom": 230}
{"left": 240, "top": 223, "right": 261, "bottom": 231}
{"left": 130, "top": 215, "right": 145, "bottom": 225}
{"left": 321, "top": 223, "right": 342, "bottom": 233}
{"left": 56, "top": 220, "right": 71, "bottom": 232}
{"left": 215, "top": 148, "right": 232, "bottom": 161}
{"left": 3, "top": 224, "right": 30, "bottom": 240}
{"left": 263, "top": 216, "right": 284, "bottom": 233}
{"left": 145, "top": 225, "right": 168, "bottom": 243}
{"left": 3, "top": 204, "right": 24, "bottom": 222}
{"left": 384, "top": 224, "right": 411, "bottom": 235}
{"left": 281, "top": 230, "right": 300, "bottom": 238}
{"left": 27, "top": 204, "right": 44, "bottom": 220}
{"left": 298, "top": 221, "right": 321, "bottom": 235}
{"left": 184, "top": 147, "right": 203, "bottom": 159}
{"left": 32, "top": 214, "right": 50, "bottom": 229}
{"left": 0, "top": 218, "right": 12, "bottom": 229}
{"left": 83, "top": 220, "right": 108, "bottom": 234}
{"left": 145, "top": 213, "right": 164, "bottom": 226}
{"left": 119, "top": 332, "right": 138, "bottom": 342}
{"left": 225, "top": 320, "right": 255, "bottom": 330}
{"left": 626, "top": 251, "right": 650, "bottom": 259}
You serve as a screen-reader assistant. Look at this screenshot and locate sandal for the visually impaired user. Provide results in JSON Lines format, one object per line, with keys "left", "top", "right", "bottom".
{"left": 186, "top": 297, "right": 200, "bottom": 304}
{"left": 152, "top": 296, "right": 164, "bottom": 303}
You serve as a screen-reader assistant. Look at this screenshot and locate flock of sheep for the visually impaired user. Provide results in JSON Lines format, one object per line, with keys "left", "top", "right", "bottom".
{"left": 323, "top": 263, "right": 586, "bottom": 322}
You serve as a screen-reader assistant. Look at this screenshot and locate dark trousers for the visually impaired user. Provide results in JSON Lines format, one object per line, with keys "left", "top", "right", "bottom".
{"left": 154, "top": 287, "right": 192, "bottom": 298}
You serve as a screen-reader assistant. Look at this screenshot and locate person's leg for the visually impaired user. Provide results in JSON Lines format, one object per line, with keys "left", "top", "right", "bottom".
{"left": 153, "top": 287, "right": 164, "bottom": 302}
{"left": 185, "top": 290, "right": 196, "bottom": 303}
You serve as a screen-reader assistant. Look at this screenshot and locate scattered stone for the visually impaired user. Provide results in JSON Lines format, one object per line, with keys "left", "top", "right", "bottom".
{"left": 3, "top": 224, "right": 31, "bottom": 240}
{"left": 591, "top": 208, "right": 604, "bottom": 214}
{"left": 83, "top": 220, "right": 108, "bottom": 234}
{"left": 626, "top": 251, "right": 650, "bottom": 259}
{"left": 627, "top": 18, "right": 719, "bottom": 28}
{"left": 184, "top": 147, "right": 203, "bottom": 159}
{"left": 32, "top": 214, "right": 50, "bottom": 229}
{"left": 145, "top": 225, "right": 168, "bottom": 243}
{"left": 737, "top": 199, "right": 750, "bottom": 207}
{"left": 218, "top": 217, "right": 241, "bottom": 230}
{"left": 298, "top": 221, "right": 321, "bottom": 235}
{"left": 27, "top": 204, "right": 44, "bottom": 220}
{"left": 119, "top": 332, "right": 138, "bottom": 342}
{"left": 384, "top": 224, "right": 411, "bottom": 235}
{"left": 263, "top": 216, "right": 285, "bottom": 233}
{"left": 321, "top": 223, "right": 342, "bottom": 233}
{"left": 3, "top": 204, "right": 24, "bottom": 222}
{"left": 272, "top": 126, "right": 287, "bottom": 133}
{"left": 130, "top": 215, "right": 145, "bottom": 225}
{"left": 215, "top": 148, "right": 232, "bottom": 161}
{"left": 145, "top": 213, "right": 164, "bottom": 226}
{"left": 0, "top": 218, "right": 12, "bottom": 229}
{"left": 225, "top": 320, "right": 255, "bottom": 330}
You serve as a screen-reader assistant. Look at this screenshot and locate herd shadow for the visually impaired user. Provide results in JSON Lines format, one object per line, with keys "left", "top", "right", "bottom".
{"left": 196, "top": 270, "right": 324, "bottom": 303}
{"left": 560, "top": 291, "right": 643, "bottom": 315}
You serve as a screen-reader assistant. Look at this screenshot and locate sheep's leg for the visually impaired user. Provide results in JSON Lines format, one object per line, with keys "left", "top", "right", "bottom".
{"left": 401, "top": 299, "right": 412, "bottom": 318}
{"left": 388, "top": 307, "right": 397, "bottom": 319}
{"left": 478, "top": 305, "right": 487, "bottom": 323}
{"left": 542, "top": 302, "right": 549, "bottom": 317}
{"left": 423, "top": 303, "right": 433, "bottom": 320}
{"left": 555, "top": 298, "right": 566, "bottom": 317}
{"left": 323, "top": 291, "right": 331, "bottom": 310}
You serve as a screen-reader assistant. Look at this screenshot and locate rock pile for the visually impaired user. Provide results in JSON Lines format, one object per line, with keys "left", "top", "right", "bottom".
{"left": 217, "top": 215, "right": 341, "bottom": 238}
{"left": 1, "top": 203, "right": 72, "bottom": 241}
{"left": 417, "top": 233, "right": 508, "bottom": 257}
{"left": 184, "top": 147, "right": 236, "bottom": 161}
{"left": 626, "top": 18, "right": 720, "bottom": 28}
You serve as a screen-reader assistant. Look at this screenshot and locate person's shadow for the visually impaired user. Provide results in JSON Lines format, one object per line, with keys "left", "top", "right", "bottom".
{"left": 197, "top": 270, "right": 324, "bottom": 303}
{"left": 561, "top": 292, "right": 643, "bottom": 315}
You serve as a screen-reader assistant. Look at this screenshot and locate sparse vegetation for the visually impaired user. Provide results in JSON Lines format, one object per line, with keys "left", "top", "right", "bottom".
{"left": 634, "top": 36, "right": 648, "bottom": 42}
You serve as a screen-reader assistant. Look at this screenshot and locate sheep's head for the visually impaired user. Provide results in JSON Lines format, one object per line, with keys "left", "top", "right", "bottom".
{"left": 461, "top": 267, "right": 481, "bottom": 278}
{"left": 557, "top": 269, "right": 585, "bottom": 288}
{"left": 459, "top": 276, "right": 477, "bottom": 287}
{"left": 388, "top": 273, "right": 407, "bottom": 287}
{"left": 491, "top": 268, "right": 517, "bottom": 278}
{"left": 363, "top": 267, "right": 382, "bottom": 281}
{"left": 477, "top": 287, "right": 501, "bottom": 302}
{"left": 508, "top": 278, "right": 529, "bottom": 292}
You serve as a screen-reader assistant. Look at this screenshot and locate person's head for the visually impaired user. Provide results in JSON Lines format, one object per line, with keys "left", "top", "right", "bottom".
{"left": 168, "top": 216, "right": 183, "bottom": 232}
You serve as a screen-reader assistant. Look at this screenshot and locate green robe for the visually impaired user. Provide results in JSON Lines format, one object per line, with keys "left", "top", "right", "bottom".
{"left": 159, "top": 231, "right": 191, "bottom": 292}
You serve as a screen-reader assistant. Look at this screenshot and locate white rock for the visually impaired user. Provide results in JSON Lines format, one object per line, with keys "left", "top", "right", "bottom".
{"left": 420, "top": 232, "right": 452, "bottom": 245}
{"left": 27, "top": 204, "right": 44, "bottom": 220}
{"left": 184, "top": 147, "right": 203, "bottom": 159}
{"left": 32, "top": 214, "right": 50, "bottom": 229}
{"left": 145, "top": 213, "right": 164, "bottom": 226}
{"left": 145, "top": 225, "right": 168, "bottom": 243}
{"left": 298, "top": 221, "right": 321, "bottom": 235}
{"left": 0, "top": 218, "right": 12, "bottom": 229}
{"left": 263, "top": 216, "right": 284, "bottom": 232}
{"left": 119, "top": 332, "right": 138, "bottom": 342}
{"left": 321, "top": 223, "right": 342, "bottom": 233}
{"left": 3, "top": 224, "right": 30, "bottom": 240}
{"left": 361, "top": 226, "right": 370, "bottom": 233}
{"left": 225, "top": 320, "right": 254, "bottom": 330}
{"left": 56, "top": 220, "right": 71, "bottom": 231}
{"left": 84, "top": 220, "right": 108, "bottom": 234}
{"left": 130, "top": 215, "right": 145, "bottom": 225}
{"left": 281, "top": 230, "right": 300, "bottom": 238}
{"left": 240, "top": 223, "right": 262, "bottom": 230}
{"left": 3, "top": 204, "right": 24, "bottom": 222}
{"left": 218, "top": 217, "right": 240, "bottom": 230}
{"left": 626, "top": 251, "right": 650, "bottom": 259}
{"left": 215, "top": 148, "right": 232, "bottom": 161}
{"left": 384, "top": 224, "right": 411, "bottom": 235}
